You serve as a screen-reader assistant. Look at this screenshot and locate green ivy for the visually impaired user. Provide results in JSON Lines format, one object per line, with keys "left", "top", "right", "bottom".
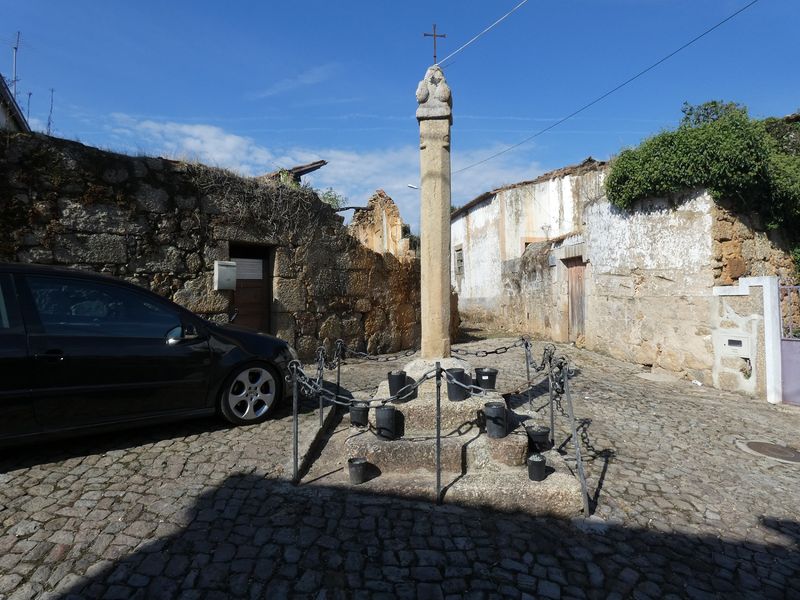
{"left": 317, "top": 187, "right": 346, "bottom": 210}
{"left": 605, "top": 103, "right": 800, "bottom": 234}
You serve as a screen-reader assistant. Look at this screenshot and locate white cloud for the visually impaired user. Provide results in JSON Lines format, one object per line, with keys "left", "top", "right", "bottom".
{"left": 27, "top": 116, "right": 46, "bottom": 132}
{"left": 112, "top": 116, "right": 279, "bottom": 174}
{"left": 107, "top": 115, "right": 542, "bottom": 232}
{"left": 303, "top": 144, "right": 541, "bottom": 232}
{"left": 250, "top": 64, "right": 339, "bottom": 99}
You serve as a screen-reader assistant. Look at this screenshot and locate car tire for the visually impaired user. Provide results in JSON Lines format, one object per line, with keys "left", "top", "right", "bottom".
{"left": 219, "top": 362, "right": 281, "bottom": 425}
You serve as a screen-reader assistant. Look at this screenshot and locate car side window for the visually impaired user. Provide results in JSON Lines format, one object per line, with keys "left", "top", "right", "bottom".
{"left": 0, "top": 275, "right": 22, "bottom": 332}
{"left": 26, "top": 275, "right": 181, "bottom": 338}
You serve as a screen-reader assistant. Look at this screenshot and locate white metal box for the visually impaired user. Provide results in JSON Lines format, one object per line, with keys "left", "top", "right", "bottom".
{"left": 722, "top": 334, "right": 751, "bottom": 359}
{"left": 213, "top": 261, "right": 237, "bottom": 291}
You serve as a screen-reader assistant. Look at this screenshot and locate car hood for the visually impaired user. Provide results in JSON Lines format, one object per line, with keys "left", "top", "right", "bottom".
{"left": 217, "top": 323, "right": 287, "bottom": 344}
{"left": 207, "top": 322, "right": 291, "bottom": 359}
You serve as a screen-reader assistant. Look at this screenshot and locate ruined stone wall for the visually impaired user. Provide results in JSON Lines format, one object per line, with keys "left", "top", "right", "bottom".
{"left": 0, "top": 132, "right": 421, "bottom": 357}
{"left": 348, "top": 189, "right": 417, "bottom": 262}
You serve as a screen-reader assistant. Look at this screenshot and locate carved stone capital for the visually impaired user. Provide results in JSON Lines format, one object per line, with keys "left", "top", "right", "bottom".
{"left": 416, "top": 65, "right": 452, "bottom": 122}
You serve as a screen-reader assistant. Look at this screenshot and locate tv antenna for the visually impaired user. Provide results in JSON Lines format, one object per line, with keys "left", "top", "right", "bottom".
{"left": 11, "top": 31, "right": 20, "bottom": 99}
{"left": 47, "top": 88, "right": 54, "bottom": 135}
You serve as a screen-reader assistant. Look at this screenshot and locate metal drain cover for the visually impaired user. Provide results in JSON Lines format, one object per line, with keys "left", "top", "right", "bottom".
{"left": 740, "top": 441, "right": 800, "bottom": 464}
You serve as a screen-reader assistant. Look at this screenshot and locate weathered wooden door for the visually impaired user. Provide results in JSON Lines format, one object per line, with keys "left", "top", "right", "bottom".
{"left": 780, "top": 286, "right": 800, "bottom": 406}
{"left": 230, "top": 245, "right": 273, "bottom": 332}
{"left": 565, "top": 258, "right": 586, "bottom": 342}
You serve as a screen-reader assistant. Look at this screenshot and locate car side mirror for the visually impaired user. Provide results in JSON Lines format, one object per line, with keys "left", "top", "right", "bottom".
{"left": 166, "top": 324, "right": 202, "bottom": 345}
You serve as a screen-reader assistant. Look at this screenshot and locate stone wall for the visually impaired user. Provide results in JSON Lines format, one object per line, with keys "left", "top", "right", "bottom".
{"left": 492, "top": 191, "right": 717, "bottom": 381}
{"left": 348, "top": 189, "right": 417, "bottom": 262}
{"left": 0, "top": 132, "right": 421, "bottom": 357}
{"left": 712, "top": 200, "right": 796, "bottom": 285}
{"left": 582, "top": 192, "right": 717, "bottom": 381}
{"left": 451, "top": 160, "right": 794, "bottom": 396}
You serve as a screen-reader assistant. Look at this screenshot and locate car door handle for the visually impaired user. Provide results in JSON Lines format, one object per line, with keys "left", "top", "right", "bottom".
{"left": 34, "top": 350, "right": 65, "bottom": 362}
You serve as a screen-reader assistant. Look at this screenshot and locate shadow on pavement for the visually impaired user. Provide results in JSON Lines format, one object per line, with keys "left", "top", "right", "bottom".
{"left": 54, "top": 473, "right": 799, "bottom": 599}
{"left": 0, "top": 392, "right": 322, "bottom": 474}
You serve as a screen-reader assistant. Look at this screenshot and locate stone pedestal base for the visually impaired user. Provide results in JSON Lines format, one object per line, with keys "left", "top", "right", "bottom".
{"left": 333, "top": 355, "right": 584, "bottom": 517}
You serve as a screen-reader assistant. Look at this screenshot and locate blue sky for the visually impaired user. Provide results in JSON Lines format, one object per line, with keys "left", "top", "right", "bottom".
{"left": 3, "top": 0, "right": 798, "bottom": 231}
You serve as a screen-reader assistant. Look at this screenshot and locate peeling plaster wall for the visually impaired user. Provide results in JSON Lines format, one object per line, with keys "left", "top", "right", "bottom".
{"left": 450, "top": 166, "right": 717, "bottom": 381}
{"left": 451, "top": 169, "right": 594, "bottom": 315}
{"left": 451, "top": 166, "right": 601, "bottom": 332}
{"left": 450, "top": 197, "right": 502, "bottom": 314}
{"left": 452, "top": 159, "right": 791, "bottom": 397}
{"left": 584, "top": 191, "right": 716, "bottom": 381}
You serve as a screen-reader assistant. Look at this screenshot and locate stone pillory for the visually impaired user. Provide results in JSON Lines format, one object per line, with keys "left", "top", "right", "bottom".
{"left": 416, "top": 65, "right": 453, "bottom": 359}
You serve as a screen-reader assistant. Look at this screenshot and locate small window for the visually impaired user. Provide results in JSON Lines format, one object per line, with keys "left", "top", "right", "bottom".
{"left": 27, "top": 276, "right": 181, "bottom": 338}
{"left": 454, "top": 248, "right": 464, "bottom": 277}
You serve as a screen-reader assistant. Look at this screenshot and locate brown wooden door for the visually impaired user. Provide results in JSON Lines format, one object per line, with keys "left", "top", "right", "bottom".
{"left": 565, "top": 258, "right": 586, "bottom": 341}
{"left": 231, "top": 256, "right": 270, "bottom": 332}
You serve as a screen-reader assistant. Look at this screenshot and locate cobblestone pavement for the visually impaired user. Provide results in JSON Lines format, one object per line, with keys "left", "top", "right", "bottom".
{"left": 1, "top": 337, "right": 799, "bottom": 599}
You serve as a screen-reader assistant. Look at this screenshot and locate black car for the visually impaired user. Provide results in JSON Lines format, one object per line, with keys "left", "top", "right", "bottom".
{"left": 0, "top": 263, "right": 297, "bottom": 446}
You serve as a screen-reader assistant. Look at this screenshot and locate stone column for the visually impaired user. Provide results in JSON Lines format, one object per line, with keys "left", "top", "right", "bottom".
{"left": 416, "top": 65, "right": 452, "bottom": 359}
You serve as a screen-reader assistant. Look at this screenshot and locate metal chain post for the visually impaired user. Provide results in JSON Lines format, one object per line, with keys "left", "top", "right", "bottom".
{"left": 315, "top": 347, "right": 325, "bottom": 427}
{"left": 548, "top": 370, "right": 556, "bottom": 447}
{"left": 435, "top": 362, "right": 442, "bottom": 505}
{"left": 336, "top": 354, "right": 342, "bottom": 409}
{"left": 524, "top": 340, "right": 533, "bottom": 411}
{"left": 292, "top": 367, "right": 299, "bottom": 485}
{"left": 563, "top": 360, "right": 591, "bottom": 516}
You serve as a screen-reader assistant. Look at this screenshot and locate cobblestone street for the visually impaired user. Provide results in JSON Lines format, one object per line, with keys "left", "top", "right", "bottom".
{"left": 1, "top": 337, "right": 799, "bottom": 599}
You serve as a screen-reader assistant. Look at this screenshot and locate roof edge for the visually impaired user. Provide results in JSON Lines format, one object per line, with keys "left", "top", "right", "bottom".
{"left": 451, "top": 157, "right": 606, "bottom": 221}
{"left": 0, "top": 75, "right": 31, "bottom": 133}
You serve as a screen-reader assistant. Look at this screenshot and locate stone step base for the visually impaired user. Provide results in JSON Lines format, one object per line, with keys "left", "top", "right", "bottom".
{"left": 344, "top": 425, "right": 529, "bottom": 473}
{"left": 370, "top": 380, "right": 507, "bottom": 432}
{"left": 329, "top": 450, "right": 583, "bottom": 518}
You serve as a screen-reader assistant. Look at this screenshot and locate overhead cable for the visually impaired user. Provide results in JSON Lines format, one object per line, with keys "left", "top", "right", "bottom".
{"left": 439, "top": 0, "right": 530, "bottom": 67}
{"left": 453, "top": 0, "right": 761, "bottom": 175}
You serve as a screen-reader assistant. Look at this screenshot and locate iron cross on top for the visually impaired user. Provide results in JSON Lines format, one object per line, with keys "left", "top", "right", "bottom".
{"left": 423, "top": 24, "right": 446, "bottom": 64}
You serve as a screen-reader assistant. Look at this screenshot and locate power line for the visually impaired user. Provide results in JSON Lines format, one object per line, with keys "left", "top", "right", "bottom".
{"left": 453, "top": 0, "right": 761, "bottom": 175}
{"left": 439, "top": 0, "right": 529, "bottom": 67}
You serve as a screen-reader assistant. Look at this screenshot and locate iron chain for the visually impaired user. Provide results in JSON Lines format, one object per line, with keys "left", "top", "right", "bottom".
{"left": 288, "top": 361, "right": 437, "bottom": 408}
{"left": 451, "top": 337, "right": 529, "bottom": 358}
{"left": 442, "top": 369, "right": 487, "bottom": 398}
{"left": 338, "top": 339, "right": 419, "bottom": 362}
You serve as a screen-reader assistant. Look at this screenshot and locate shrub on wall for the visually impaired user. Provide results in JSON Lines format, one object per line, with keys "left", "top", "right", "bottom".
{"left": 605, "top": 102, "right": 800, "bottom": 233}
